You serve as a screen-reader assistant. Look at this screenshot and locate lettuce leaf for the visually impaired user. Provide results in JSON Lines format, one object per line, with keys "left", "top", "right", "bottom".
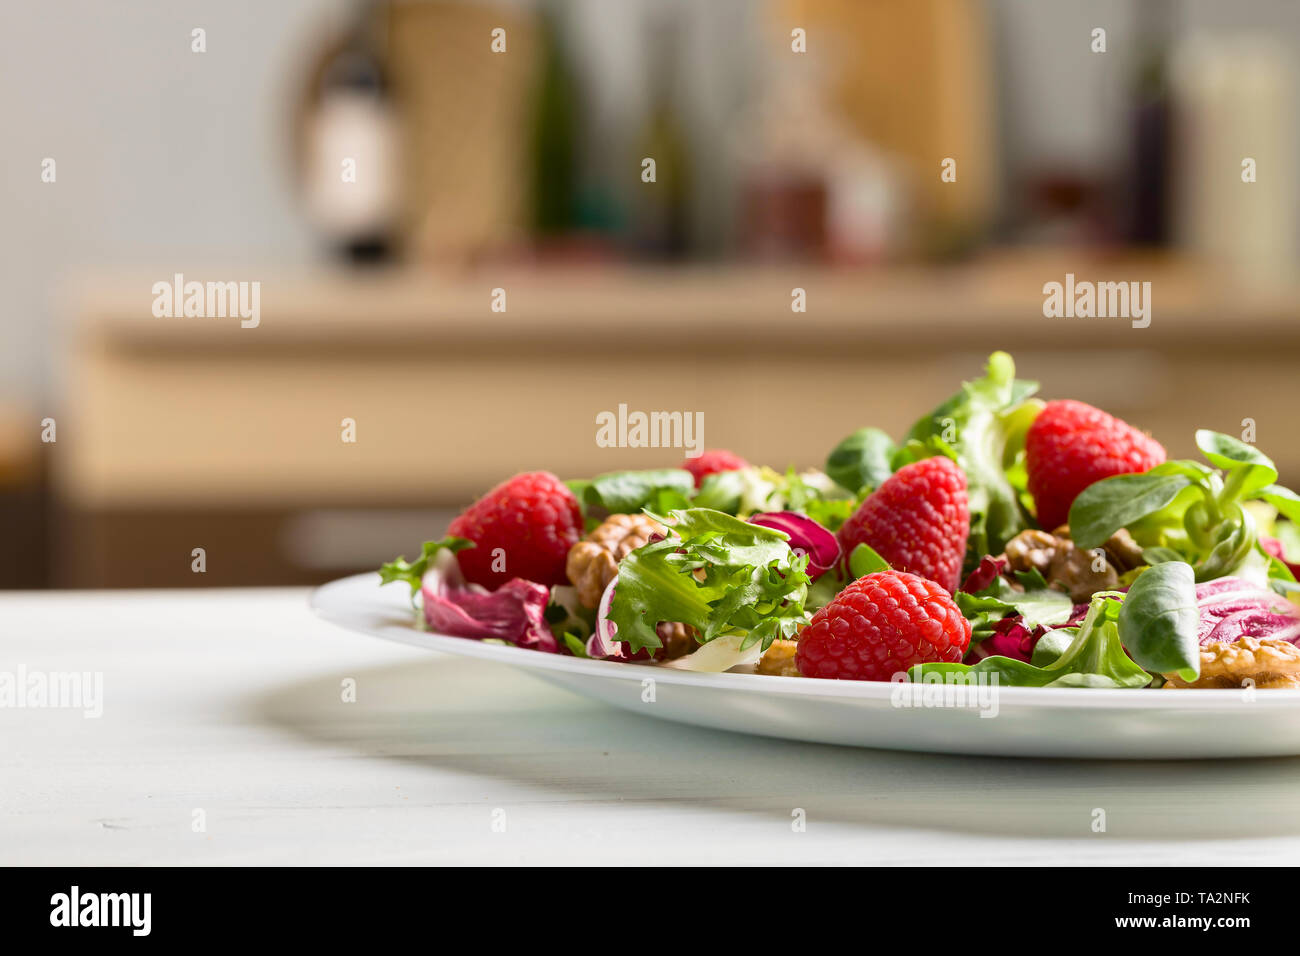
{"left": 605, "top": 508, "right": 811, "bottom": 654}
{"left": 955, "top": 567, "right": 1073, "bottom": 641}
{"left": 379, "top": 536, "right": 474, "bottom": 600}
{"left": 693, "top": 465, "right": 854, "bottom": 525}
{"left": 579, "top": 469, "right": 694, "bottom": 514}
{"left": 912, "top": 591, "right": 1151, "bottom": 688}
{"left": 902, "top": 351, "right": 1041, "bottom": 566}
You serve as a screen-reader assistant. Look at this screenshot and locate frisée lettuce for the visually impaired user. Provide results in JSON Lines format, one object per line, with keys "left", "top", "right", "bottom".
{"left": 604, "top": 508, "right": 812, "bottom": 655}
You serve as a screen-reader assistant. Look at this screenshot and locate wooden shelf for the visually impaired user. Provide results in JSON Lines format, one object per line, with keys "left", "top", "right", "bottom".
{"left": 70, "top": 251, "right": 1300, "bottom": 354}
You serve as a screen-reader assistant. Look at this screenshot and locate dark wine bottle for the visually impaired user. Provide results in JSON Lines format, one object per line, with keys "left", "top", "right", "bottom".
{"left": 1126, "top": 0, "right": 1174, "bottom": 246}
{"left": 632, "top": 15, "right": 691, "bottom": 259}
{"left": 304, "top": 0, "right": 398, "bottom": 264}
{"left": 529, "top": 5, "right": 579, "bottom": 239}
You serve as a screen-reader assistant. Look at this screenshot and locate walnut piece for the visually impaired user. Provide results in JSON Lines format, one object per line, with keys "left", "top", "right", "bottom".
{"left": 756, "top": 639, "right": 801, "bottom": 677}
{"left": 565, "top": 513, "right": 666, "bottom": 608}
{"left": 1101, "top": 528, "right": 1145, "bottom": 571}
{"left": 1052, "top": 525, "right": 1145, "bottom": 572}
{"left": 654, "top": 621, "right": 698, "bottom": 660}
{"left": 567, "top": 513, "right": 701, "bottom": 660}
{"left": 1047, "top": 539, "right": 1121, "bottom": 603}
{"left": 1002, "top": 527, "right": 1141, "bottom": 603}
{"left": 1163, "top": 637, "right": 1300, "bottom": 689}
{"left": 1004, "top": 530, "right": 1058, "bottom": 576}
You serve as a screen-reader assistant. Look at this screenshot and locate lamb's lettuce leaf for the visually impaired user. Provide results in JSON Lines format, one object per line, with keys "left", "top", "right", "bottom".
{"left": 1116, "top": 561, "right": 1200, "bottom": 681}
{"left": 1069, "top": 432, "right": 1300, "bottom": 586}
{"left": 914, "top": 562, "right": 1201, "bottom": 687}
{"left": 911, "top": 591, "right": 1151, "bottom": 688}
{"left": 1068, "top": 467, "right": 1196, "bottom": 548}
{"left": 825, "top": 427, "right": 896, "bottom": 495}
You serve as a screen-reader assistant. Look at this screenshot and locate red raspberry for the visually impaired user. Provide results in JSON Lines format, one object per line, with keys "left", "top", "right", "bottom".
{"left": 837, "top": 456, "right": 969, "bottom": 592}
{"left": 448, "top": 471, "right": 583, "bottom": 589}
{"left": 1026, "top": 400, "right": 1166, "bottom": 530}
{"left": 796, "top": 570, "right": 972, "bottom": 681}
{"left": 682, "top": 449, "right": 749, "bottom": 488}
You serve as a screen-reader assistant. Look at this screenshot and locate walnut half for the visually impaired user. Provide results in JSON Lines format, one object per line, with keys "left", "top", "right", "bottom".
{"left": 1163, "top": 637, "right": 1300, "bottom": 690}
{"left": 1003, "top": 530, "right": 1058, "bottom": 576}
{"left": 565, "top": 513, "right": 666, "bottom": 608}
{"left": 566, "top": 513, "right": 699, "bottom": 661}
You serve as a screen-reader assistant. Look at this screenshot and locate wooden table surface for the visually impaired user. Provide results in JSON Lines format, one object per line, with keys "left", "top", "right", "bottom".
{"left": 4, "top": 587, "right": 1300, "bottom": 865}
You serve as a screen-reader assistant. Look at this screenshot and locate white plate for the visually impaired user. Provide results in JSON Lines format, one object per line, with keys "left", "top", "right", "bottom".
{"left": 310, "top": 573, "right": 1300, "bottom": 760}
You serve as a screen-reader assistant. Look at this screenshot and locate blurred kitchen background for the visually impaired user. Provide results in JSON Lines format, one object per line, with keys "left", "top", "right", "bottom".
{"left": 1, "top": 0, "right": 1298, "bottom": 588}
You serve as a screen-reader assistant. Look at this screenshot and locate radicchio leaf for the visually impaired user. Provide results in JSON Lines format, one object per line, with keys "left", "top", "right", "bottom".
{"left": 966, "top": 617, "right": 1036, "bottom": 663}
{"left": 421, "top": 549, "right": 557, "bottom": 653}
{"left": 748, "top": 511, "right": 840, "bottom": 580}
{"left": 1194, "top": 577, "right": 1300, "bottom": 646}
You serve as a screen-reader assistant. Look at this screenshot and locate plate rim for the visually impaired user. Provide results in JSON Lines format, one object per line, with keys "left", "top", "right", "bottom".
{"left": 309, "top": 572, "right": 1300, "bottom": 712}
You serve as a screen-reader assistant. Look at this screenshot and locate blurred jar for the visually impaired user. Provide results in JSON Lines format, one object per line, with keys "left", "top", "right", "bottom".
{"left": 730, "top": 32, "right": 901, "bottom": 264}
{"left": 1170, "top": 35, "right": 1298, "bottom": 288}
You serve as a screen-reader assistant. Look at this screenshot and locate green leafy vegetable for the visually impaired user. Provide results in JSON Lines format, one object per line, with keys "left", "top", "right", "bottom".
{"left": 1259, "top": 484, "right": 1300, "bottom": 524}
{"left": 606, "top": 508, "right": 811, "bottom": 654}
{"left": 848, "top": 543, "right": 889, "bottom": 578}
{"left": 1029, "top": 628, "right": 1073, "bottom": 667}
{"left": 1116, "top": 561, "right": 1200, "bottom": 681}
{"left": 955, "top": 567, "right": 1073, "bottom": 641}
{"left": 902, "top": 351, "right": 1042, "bottom": 564}
{"left": 825, "top": 427, "right": 896, "bottom": 494}
{"left": 912, "top": 591, "right": 1151, "bottom": 688}
{"left": 781, "top": 469, "right": 857, "bottom": 531}
{"left": 806, "top": 542, "right": 890, "bottom": 610}
{"left": 1196, "top": 430, "right": 1277, "bottom": 499}
{"left": 1068, "top": 432, "right": 1296, "bottom": 585}
{"left": 562, "top": 633, "right": 590, "bottom": 658}
{"left": 805, "top": 565, "right": 849, "bottom": 610}
{"left": 918, "top": 562, "right": 1201, "bottom": 688}
{"left": 1069, "top": 468, "right": 1196, "bottom": 548}
{"left": 1274, "top": 518, "right": 1300, "bottom": 557}
{"left": 691, "top": 469, "right": 748, "bottom": 513}
{"left": 1141, "top": 545, "right": 1185, "bottom": 565}
{"left": 889, "top": 434, "right": 959, "bottom": 470}
{"left": 801, "top": 497, "right": 856, "bottom": 532}
{"left": 692, "top": 465, "right": 854, "bottom": 528}
{"left": 378, "top": 536, "right": 474, "bottom": 599}
{"left": 546, "top": 586, "right": 594, "bottom": 644}
{"left": 581, "top": 469, "right": 695, "bottom": 514}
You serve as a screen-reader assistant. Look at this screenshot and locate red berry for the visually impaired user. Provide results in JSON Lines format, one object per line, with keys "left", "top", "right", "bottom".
{"left": 1026, "top": 400, "right": 1166, "bottom": 530}
{"left": 682, "top": 449, "right": 749, "bottom": 488}
{"left": 796, "top": 570, "right": 972, "bottom": 681}
{"left": 837, "top": 456, "right": 969, "bottom": 592}
{"left": 448, "top": 471, "right": 583, "bottom": 589}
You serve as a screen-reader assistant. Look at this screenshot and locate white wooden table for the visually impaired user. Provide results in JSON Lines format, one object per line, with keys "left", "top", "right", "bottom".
{"left": 4, "top": 588, "right": 1299, "bottom": 866}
